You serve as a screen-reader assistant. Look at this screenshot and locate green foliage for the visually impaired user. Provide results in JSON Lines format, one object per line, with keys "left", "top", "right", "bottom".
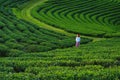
{"left": 0, "top": 44, "right": 10, "bottom": 57}
{"left": 5, "top": 41, "right": 24, "bottom": 50}
{"left": 32, "top": 0, "right": 120, "bottom": 37}
{"left": 0, "top": 72, "right": 36, "bottom": 80}
{"left": 1, "top": 0, "right": 92, "bottom": 53}
{"left": 0, "top": 67, "right": 14, "bottom": 73}
{"left": 0, "top": 21, "right": 5, "bottom": 29}
{"left": 0, "top": 0, "right": 120, "bottom": 79}
{"left": 8, "top": 49, "right": 25, "bottom": 57}
{"left": 0, "top": 38, "right": 119, "bottom": 79}
{"left": 24, "top": 44, "right": 52, "bottom": 52}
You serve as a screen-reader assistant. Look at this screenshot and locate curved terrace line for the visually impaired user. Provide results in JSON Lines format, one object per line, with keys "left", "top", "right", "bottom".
{"left": 13, "top": 0, "right": 106, "bottom": 42}
{"left": 13, "top": 0, "right": 75, "bottom": 36}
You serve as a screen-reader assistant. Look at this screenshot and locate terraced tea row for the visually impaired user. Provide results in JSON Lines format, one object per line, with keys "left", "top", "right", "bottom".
{"left": 31, "top": 0, "right": 120, "bottom": 37}
{"left": 0, "top": 0, "right": 91, "bottom": 56}
{"left": 0, "top": 66, "right": 120, "bottom": 80}
{"left": 0, "top": 38, "right": 120, "bottom": 79}
{"left": 0, "top": 0, "right": 120, "bottom": 79}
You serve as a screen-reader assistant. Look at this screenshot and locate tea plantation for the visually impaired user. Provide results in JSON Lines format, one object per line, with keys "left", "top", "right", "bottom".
{"left": 0, "top": 0, "right": 120, "bottom": 80}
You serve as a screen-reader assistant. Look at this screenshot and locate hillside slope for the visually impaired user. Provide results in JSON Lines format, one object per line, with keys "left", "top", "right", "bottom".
{"left": 0, "top": 0, "right": 120, "bottom": 80}
{"left": 0, "top": 38, "right": 120, "bottom": 79}
{"left": 29, "top": 0, "right": 120, "bottom": 37}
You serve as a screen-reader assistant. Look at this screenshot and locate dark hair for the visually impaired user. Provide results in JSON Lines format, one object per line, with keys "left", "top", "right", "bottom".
{"left": 77, "top": 34, "right": 80, "bottom": 37}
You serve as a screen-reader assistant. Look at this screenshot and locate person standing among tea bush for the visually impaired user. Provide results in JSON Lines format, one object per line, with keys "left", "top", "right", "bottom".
{"left": 75, "top": 34, "right": 81, "bottom": 47}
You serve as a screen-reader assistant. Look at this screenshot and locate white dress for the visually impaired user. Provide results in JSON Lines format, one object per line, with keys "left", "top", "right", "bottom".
{"left": 76, "top": 37, "right": 80, "bottom": 42}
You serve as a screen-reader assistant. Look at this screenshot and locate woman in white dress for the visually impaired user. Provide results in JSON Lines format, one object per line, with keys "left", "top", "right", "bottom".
{"left": 75, "top": 34, "right": 80, "bottom": 47}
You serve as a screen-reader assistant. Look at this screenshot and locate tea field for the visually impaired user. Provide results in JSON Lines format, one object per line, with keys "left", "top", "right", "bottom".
{"left": 0, "top": 0, "right": 120, "bottom": 80}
